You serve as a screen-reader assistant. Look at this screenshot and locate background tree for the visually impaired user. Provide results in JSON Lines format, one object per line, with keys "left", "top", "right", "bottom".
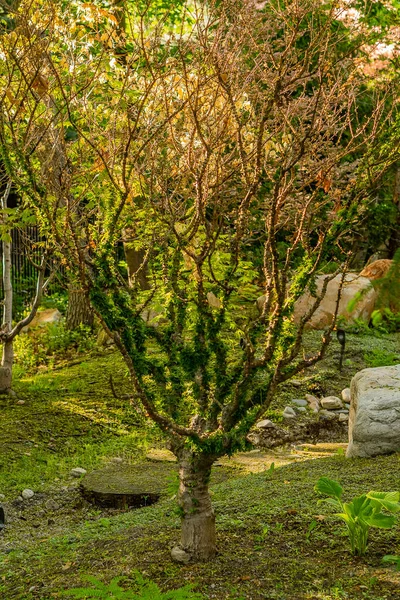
{"left": 0, "top": 0, "right": 398, "bottom": 560}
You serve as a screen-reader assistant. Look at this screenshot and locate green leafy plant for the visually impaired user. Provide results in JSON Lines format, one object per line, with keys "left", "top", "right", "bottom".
{"left": 382, "top": 555, "right": 400, "bottom": 570}
{"left": 61, "top": 573, "right": 203, "bottom": 599}
{"left": 315, "top": 477, "right": 400, "bottom": 555}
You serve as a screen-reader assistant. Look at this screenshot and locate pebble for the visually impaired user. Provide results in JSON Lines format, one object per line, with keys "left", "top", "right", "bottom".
{"left": 291, "top": 380, "right": 302, "bottom": 387}
{"left": 341, "top": 388, "right": 351, "bottom": 403}
{"left": 45, "top": 499, "right": 60, "bottom": 511}
{"left": 17, "top": 400, "right": 25, "bottom": 405}
{"left": 71, "top": 467, "right": 87, "bottom": 478}
{"left": 7, "top": 389, "right": 17, "bottom": 397}
{"left": 21, "top": 489, "right": 34, "bottom": 500}
{"left": 110, "top": 457, "right": 123, "bottom": 463}
{"left": 256, "top": 419, "right": 275, "bottom": 429}
{"left": 291, "top": 399, "right": 308, "bottom": 407}
{"left": 320, "top": 396, "right": 343, "bottom": 410}
{"left": 345, "top": 403, "right": 350, "bottom": 410}
{"left": 319, "top": 410, "right": 336, "bottom": 421}
{"left": 283, "top": 406, "right": 297, "bottom": 419}
{"left": 339, "top": 413, "right": 349, "bottom": 422}
{"left": 294, "top": 406, "right": 307, "bottom": 413}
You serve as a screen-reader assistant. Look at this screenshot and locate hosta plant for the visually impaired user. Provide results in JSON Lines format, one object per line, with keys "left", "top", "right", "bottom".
{"left": 315, "top": 477, "right": 400, "bottom": 556}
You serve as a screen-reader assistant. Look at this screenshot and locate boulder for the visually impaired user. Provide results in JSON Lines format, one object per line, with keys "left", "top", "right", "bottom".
{"left": 22, "top": 309, "right": 62, "bottom": 333}
{"left": 346, "top": 364, "right": 400, "bottom": 458}
{"left": 293, "top": 273, "right": 376, "bottom": 329}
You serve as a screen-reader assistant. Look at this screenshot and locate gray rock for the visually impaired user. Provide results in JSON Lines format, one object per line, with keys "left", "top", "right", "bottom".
{"left": 294, "top": 406, "right": 307, "bottom": 413}
{"left": 320, "top": 396, "right": 343, "bottom": 410}
{"left": 319, "top": 410, "right": 336, "bottom": 421}
{"left": 71, "top": 467, "right": 87, "bottom": 478}
{"left": 291, "top": 380, "right": 303, "bottom": 388}
{"left": 256, "top": 419, "right": 275, "bottom": 429}
{"left": 291, "top": 399, "right": 308, "bottom": 407}
{"left": 345, "top": 403, "right": 350, "bottom": 410}
{"left": 347, "top": 365, "right": 400, "bottom": 458}
{"left": 341, "top": 388, "right": 351, "bottom": 403}
{"left": 283, "top": 406, "right": 297, "bottom": 419}
{"left": 171, "top": 546, "right": 191, "bottom": 564}
{"left": 339, "top": 413, "right": 349, "bottom": 422}
{"left": 305, "top": 394, "right": 320, "bottom": 413}
{"left": 21, "top": 489, "right": 34, "bottom": 500}
{"left": 7, "top": 389, "right": 17, "bottom": 397}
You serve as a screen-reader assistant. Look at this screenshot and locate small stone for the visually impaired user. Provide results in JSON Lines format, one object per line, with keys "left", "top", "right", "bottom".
{"left": 17, "top": 400, "right": 25, "bottom": 405}
{"left": 345, "top": 403, "right": 350, "bottom": 410}
{"left": 110, "top": 457, "right": 123, "bottom": 463}
{"left": 341, "top": 388, "right": 351, "bottom": 403}
{"left": 0, "top": 494, "right": 5, "bottom": 501}
{"left": 320, "top": 396, "right": 343, "bottom": 410}
{"left": 7, "top": 389, "right": 17, "bottom": 397}
{"left": 45, "top": 499, "right": 60, "bottom": 511}
{"left": 283, "top": 406, "right": 297, "bottom": 419}
{"left": 319, "top": 410, "right": 336, "bottom": 421}
{"left": 339, "top": 413, "right": 349, "bottom": 422}
{"left": 291, "top": 399, "right": 308, "bottom": 407}
{"left": 21, "top": 489, "right": 34, "bottom": 500}
{"left": 291, "top": 380, "right": 302, "bottom": 387}
{"left": 71, "top": 467, "right": 87, "bottom": 478}
{"left": 171, "top": 546, "right": 191, "bottom": 564}
{"left": 256, "top": 419, "right": 275, "bottom": 429}
{"left": 305, "top": 393, "right": 319, "bottom": 404}
{"left": 294, "top": 406, "right": 307, "bottom": 413}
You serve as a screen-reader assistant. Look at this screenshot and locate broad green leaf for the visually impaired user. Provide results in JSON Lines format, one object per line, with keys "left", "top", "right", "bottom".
{"left": 367, "top": 491, "right": 400, "bottom": 513}
{"left": 364, "top": 513, "right": 396, "bottom": 529}
{"left": 318, "top": 497, "right": 342, "bottom": 510}
{"left": 315, "top": 477, "right": 343, "bottom": 500}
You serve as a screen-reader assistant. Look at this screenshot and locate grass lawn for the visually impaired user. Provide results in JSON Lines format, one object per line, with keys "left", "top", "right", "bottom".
{"left": 0, "top": 330, "right": 400, "bottom": 599}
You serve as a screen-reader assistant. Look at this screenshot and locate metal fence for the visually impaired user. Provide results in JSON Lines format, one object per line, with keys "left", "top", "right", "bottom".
{"left": 0, "top": 226, "right": 41, "bottom": 317}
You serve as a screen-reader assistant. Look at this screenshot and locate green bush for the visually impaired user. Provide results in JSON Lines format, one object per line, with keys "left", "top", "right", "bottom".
{"left": 14, "top": 321, "right": 96, "bottom": 372}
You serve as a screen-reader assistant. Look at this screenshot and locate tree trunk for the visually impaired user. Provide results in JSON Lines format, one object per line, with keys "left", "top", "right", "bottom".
{"left": 388, "top": 164, "right": 400, "bottom": 258}
{"left": 123, "top": 227, "right": 150, "bottom": 290}
{"left": 0, "top": 182, "right": 13, "bottom": 392}
{"left": 65, "top": 287, "right": 94, "bottom": 330}
{"left": 174, "top": 448, "right": 216, "bottom": 562}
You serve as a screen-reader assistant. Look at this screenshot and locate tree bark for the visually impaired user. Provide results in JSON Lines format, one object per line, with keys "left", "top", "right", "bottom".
{"left": 0, "top": 182, "right": 13, "bottom": 392}
{"left": 123, "top": 227, "right": 150, "bottom": 290}
{"left": 65, "top": 287, "right": 94, "bottom": 330}
{"left": 174, "top": 448, "right": 216, "bottom": 562}
{"left": 388, "top": 164, "right": 400, "bottom": 258}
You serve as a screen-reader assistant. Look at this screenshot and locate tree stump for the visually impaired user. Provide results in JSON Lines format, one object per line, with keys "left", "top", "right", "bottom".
{"left": 80, "top": 462, "right": 177, "bottom": 509}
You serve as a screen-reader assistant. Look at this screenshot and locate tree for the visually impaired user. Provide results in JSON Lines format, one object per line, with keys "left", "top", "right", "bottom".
{"left": 0, "top": 0, "right": 398, "bottom": 560}
{"left": 0, "top": 174, "right": 51, "bottom": 392}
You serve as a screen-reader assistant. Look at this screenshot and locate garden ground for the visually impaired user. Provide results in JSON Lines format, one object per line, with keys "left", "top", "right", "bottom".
{"left": 0, "top": 330, "right": 400, "bottom": 599}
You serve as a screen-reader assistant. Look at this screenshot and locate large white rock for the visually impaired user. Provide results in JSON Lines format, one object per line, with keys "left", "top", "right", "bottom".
{"left": 346, "top": 365, "right": 400, "bottom": 458}
{"left": 293, "top": 273, "right": 376, "bottom": 329}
